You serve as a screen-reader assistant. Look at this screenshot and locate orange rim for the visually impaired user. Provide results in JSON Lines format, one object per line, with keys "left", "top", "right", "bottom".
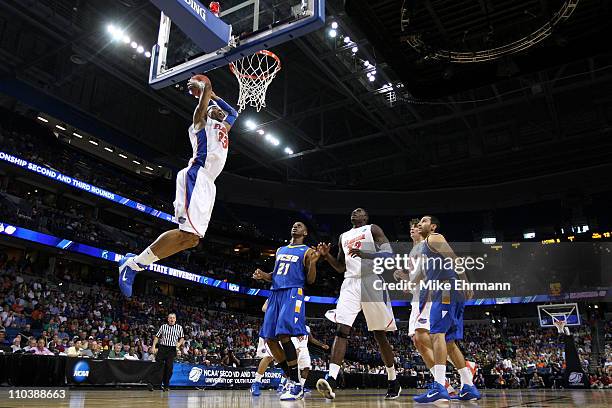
{"left": 229, "top": 49, "right": 282, "bottom": 80}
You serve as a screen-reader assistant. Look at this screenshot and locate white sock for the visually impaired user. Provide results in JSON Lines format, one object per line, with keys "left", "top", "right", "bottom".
{"left": 300, "top": 377, "right": 306, "bottom": 387}
{"left": 458, "top": 367, "right": 473, "bottom": 386}
{"left": 433, "top": 364, "right": 446, "bottom": 386}
{"left": 386, "top": 366, "right": 397, "bottom": 381}
{"left": 254, "top": 373, "right": 263, "bottom": 382}
{"left": 134, "top": 247, "right": 159, "bottom": 266}
{"left": 430, "top": 367, "right": 435, "bottom": 377}
{"left": 329, "top": 363, "right": 340, "bottom": 380}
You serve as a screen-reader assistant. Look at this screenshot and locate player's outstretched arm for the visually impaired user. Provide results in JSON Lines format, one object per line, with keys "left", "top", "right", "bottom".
{"left": 308, "top": 332, "right": 329, "bottom": 350}
{"left": 190, "top": 80, "right": 212, "bottom": 129}
{"left": 252, "top": 268, "right": 272, "bottom": 282}
{"left": 348, "top": 224, "right": 393, "bottom": 259}
{"left": 305, "top": 247, "right": 321, "bottom": 284}
{"left": 317, "top": 237, "right": 346, "bottom": 274}
{"left": 210, "top": 90, "right": 238, "bottom": 131}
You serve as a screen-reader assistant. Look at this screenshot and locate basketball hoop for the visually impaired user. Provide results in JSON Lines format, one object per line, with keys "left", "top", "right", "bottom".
{"left": 229, "top": 50, "right": 281, "bottom": 112}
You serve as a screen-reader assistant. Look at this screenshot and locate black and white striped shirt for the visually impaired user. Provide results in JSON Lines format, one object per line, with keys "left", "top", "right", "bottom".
{"left": 156, "top": 323, "right": 184, "bottom": 347}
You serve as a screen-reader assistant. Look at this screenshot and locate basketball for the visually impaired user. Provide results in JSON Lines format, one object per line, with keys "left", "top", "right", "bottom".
{"left": 188, "top": 74, "right": 211, "bottom": 97}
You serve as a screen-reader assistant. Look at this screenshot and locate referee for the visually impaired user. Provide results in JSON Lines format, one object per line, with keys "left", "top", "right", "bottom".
{"left": 152, "top": 313, "right": 184, "bottom": 391}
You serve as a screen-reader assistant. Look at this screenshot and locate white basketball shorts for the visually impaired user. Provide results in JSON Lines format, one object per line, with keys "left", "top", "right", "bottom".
{"left": 174, "top": 165, "right": 216, "bottom": 238}
{"left": 326, "top": 276, "right": 397, "bottom": 332}
{"left": 408, "top": 300, "right": 432, "bottom": 336}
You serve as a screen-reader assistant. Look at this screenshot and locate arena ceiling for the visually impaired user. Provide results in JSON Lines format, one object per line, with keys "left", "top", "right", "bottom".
{"left": 0, "top": 0, "right": 611, "bottom": 193}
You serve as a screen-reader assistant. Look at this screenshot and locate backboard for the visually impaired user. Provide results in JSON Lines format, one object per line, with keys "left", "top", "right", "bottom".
{"left": 537, "top": 303, "right": 581, "bottom": 328}
{"left": 149, "top": 0, "right": 325, "bottom": 89}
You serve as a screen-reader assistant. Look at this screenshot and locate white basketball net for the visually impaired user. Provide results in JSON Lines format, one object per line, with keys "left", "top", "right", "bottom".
{"left": 229, "top": 50, "right": 281, "bottom": 112}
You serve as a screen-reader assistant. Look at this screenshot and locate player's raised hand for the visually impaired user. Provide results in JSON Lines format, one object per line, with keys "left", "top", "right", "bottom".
{"left": 317, "top": 242, "right": 331, "bottom": 256}
{"left": 252, "top": 268, "right": 266, "bottom": 280}
{"left": 309, "top": 246, "right": 321, "bottom": 262}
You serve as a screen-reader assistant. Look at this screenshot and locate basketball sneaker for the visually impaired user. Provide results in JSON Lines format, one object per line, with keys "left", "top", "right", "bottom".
{"left": 384, "top": 379, "right": 402, "bottom": 400}
{"left": 280, "top": 383, "right": 303, "bottom": 401}
{"left": 250, "top": 381, "right": 261, "bottom": 396}
{"left": 316, "top": 374, "right": 337, "bottom": 400}
{"left": 277, "top": 377, "right": 288, "bottom": 393}
{"left": 414, "top": 381, "right": 450, "bottom": 404}
{"left": 118, "top": 253, "right": 143, "bottom": 297}
{"left": 458, "top": 384, "right": 481, "bottom": 401}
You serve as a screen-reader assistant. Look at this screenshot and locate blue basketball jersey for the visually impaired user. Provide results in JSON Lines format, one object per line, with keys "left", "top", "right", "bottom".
{"left": 270, "top": 244, "right": 309, "bottom": 291}
{"left": 421, "top": 234, "right": 458, "bottom": 282}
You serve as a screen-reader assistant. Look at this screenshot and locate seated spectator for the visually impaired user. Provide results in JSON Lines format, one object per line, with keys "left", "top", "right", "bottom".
{"left": 23, "top": 337, "right": 37, "bottom": 352}
{"left": 124, "top": 347, "right": 140, "bottom": 361}
{"left": 47, "top": 335, "right": 64, "bottom": 353}
{"left": 32, "top": 338, "right": 54, "bottom": 356}
{"left": 66, "top": 338, "right": 83, "bottom": 357}
{"left": 79, "top": 340, "right": 94, "bottom": 358}
{"left": 221, "top": 348, "right": 240, "bottom": 367}
{"left": 108, "top": 343, "right": 125, "bottom": 359}
{"left": 529, "top": 372, "right": 545, "bottom": 389}
{"left": 11, "top": 335, "right": 22, "bottom": 353}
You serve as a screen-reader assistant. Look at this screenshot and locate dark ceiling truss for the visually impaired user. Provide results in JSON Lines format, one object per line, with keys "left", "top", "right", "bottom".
{"left": 267, "top": 56, "right": 612, "bottom": 174}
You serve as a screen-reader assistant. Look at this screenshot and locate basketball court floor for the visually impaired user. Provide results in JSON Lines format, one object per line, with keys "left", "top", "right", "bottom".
{"left": 1, "top": 388, "right": 609, "bottom": 408}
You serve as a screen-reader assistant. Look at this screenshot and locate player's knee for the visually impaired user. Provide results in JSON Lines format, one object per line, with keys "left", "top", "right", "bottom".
{"left": 373, "top": 330, "right": 388, "bottom": 343}
{"left": 182, "top": 232, "right": 200, "bottom": 248}
{"left": 335, "top": 324, "right": 351, "bottom": 339}
{"left": 413, "top": 330, "right": 427, "bottom": 348}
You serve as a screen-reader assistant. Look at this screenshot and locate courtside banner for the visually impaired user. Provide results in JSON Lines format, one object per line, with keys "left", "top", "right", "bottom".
{"left": 0, "top": 151, "right": 174, "bottom": 223}
{"left": 169, "top": 364, "right": 283, "bottom": 388}
{"left": 66, "top": 358, "right": 161, "bottom": 385}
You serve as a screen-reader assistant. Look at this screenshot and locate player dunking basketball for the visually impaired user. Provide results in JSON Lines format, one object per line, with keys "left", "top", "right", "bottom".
{"left": 316, "top": 208, "right": 401, "bottom": 400}
{"left": 252, "top": 221, "right": 320, "bottom": 401}
{"left": 118, "top": 76, "right": 238, "bottom": 297}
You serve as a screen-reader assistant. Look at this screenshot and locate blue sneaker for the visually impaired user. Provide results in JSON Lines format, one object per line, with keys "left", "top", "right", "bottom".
{"left": 458, "top": 384, "right": 481, "bottom": 401}
{"left": 277, "top": 378, "right": 287, "bottom": 393}
{"left": 280, "top": 383, "right": 303, "bottom": 401}
{"left": 250, "top": 381, "right": 261, "bottom": 396}
{"left": 118, "top": 253, "right": 141, "bottom": 297}
{"left": 414, "top": 381, "right": 450, "bottom": 404}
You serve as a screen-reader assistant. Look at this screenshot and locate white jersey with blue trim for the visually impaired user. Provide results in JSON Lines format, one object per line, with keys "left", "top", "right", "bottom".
{"left": 188, "top": 118, "right": 229, "bottom": 181}
{"left": 342, "top": 224, "right": 375, "bottom": 278}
